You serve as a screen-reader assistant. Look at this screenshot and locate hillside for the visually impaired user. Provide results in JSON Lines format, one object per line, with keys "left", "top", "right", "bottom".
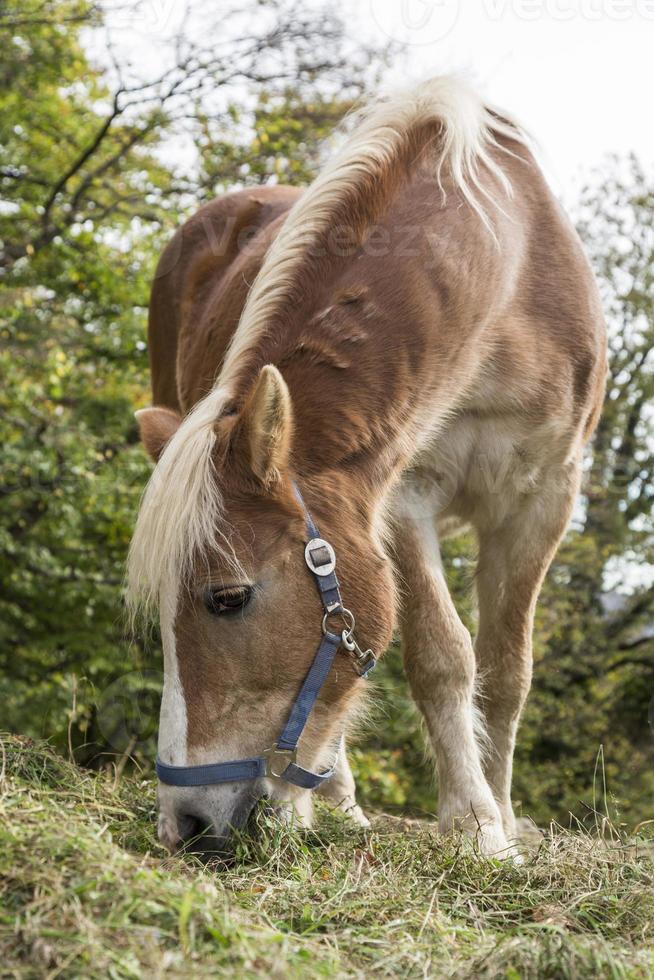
{"left": 1, "top": 734, "right": 653, "bottom": 978}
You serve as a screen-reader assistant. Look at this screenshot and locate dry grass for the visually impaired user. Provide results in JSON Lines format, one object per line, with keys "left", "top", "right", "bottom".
{"left": 1, "top": 733, "right": 653, "bottom": 979}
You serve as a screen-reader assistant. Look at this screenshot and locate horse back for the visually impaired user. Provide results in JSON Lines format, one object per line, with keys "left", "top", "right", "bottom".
{"left": 148, "top": 185, "right": 300, "bottom": 411}
{"left": 148, "top": 138, "right": 606, "bottom": 454}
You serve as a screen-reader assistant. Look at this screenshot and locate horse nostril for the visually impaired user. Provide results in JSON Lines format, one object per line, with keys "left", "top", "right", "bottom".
{"left": 178, "top": 811, "right": 211, "bottom": 845}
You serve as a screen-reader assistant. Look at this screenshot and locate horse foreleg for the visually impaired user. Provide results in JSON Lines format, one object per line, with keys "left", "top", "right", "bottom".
{"left": 474, "top": 464, "right": 580, "bottom": 840}
{"left": 393, "top": 518, "right": 509, "bottom": 857}
{"left": 316, "top": 738, "right": 370, "bottom": 827}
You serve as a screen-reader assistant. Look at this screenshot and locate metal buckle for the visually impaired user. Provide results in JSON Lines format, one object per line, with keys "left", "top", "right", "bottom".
{"left": 305, "top": 537, "right": 336, "bottom": 577}
{"left": 341, "top": 628, "right": 377, "bottom": 677}
{"left": 263, "top": 744, "right": 297, "bottom": 779}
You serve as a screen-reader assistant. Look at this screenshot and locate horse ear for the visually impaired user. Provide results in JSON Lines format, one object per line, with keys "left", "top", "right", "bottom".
{"left": 135, "top": 407, "right": 182, "bottom": 462}
{"left": 239, "top": 364, "right": 293, "bottom": 486}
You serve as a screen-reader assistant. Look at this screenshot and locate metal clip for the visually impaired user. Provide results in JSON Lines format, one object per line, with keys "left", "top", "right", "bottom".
{"left": 341, "top": 629, "right": 376, "bottom": 677}
{"left": 263, "top": 744, "right": 297, "bottom": 778}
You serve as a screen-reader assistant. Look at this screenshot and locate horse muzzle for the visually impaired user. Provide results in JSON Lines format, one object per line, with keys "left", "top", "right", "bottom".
{"left": 157, "top": 782, "right": 260, "bottom": 858}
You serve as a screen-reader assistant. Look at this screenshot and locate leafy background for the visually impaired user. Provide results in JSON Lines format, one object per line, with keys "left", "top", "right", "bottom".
{"left": 1, "top": 0, "right": 652, "bottom": 830}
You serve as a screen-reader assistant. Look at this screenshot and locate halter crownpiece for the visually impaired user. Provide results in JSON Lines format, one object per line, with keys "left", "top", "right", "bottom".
{"left": 155, "top": 481, "right": 376, "bottom": 790}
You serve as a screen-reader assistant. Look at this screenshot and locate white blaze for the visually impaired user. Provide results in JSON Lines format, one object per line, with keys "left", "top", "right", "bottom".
{"left": 157, "top": 593, "right": 187, "bottom": 766}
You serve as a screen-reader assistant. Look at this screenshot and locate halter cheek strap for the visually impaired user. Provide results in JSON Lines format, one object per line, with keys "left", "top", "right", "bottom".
{"left": 155, "top": 482, "right": 376, "bottom": 790}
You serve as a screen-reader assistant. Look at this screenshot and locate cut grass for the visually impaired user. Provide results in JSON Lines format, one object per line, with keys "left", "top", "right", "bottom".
{"left": 1, "top": 733, "right": 653, "bottom": 978}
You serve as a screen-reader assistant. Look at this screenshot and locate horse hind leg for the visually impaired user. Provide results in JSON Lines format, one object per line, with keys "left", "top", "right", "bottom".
{"left": 392, "top": 511, "right": 510, "bottom": 858}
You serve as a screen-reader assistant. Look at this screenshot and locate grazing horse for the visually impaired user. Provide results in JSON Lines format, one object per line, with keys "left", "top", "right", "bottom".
{"left": 127, "top": 76, "right": 606, "bottom": 857}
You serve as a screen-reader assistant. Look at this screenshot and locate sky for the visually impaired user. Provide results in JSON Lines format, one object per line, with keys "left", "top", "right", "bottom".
{"left": 348, "top": 0, "right": 654, "bottom": 202}
{"left": 96, "top": 0, "right": 654, "bottom": 204}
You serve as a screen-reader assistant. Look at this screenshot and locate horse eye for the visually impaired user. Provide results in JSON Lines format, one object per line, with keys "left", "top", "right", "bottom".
{"left": 204, "top": 586, "right": 252, "bottom": 616}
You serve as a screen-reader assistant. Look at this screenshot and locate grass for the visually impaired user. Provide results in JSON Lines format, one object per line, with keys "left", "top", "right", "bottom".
{"left": 1, "top": 734, "right": 653, "bottom": 978}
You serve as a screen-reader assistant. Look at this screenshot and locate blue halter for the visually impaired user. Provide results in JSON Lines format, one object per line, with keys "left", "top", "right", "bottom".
{"left": 155, "top": 483, "right": 376, "bottom": 790}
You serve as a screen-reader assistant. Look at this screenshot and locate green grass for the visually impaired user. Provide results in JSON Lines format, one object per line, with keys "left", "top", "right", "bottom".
{"left": 1, "top": 734, "right": 653, "bottom": 978}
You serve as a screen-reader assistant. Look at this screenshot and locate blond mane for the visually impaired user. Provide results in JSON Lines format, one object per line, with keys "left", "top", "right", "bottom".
{"left": 126, "top": 75, "right": 524, "bottom": 621}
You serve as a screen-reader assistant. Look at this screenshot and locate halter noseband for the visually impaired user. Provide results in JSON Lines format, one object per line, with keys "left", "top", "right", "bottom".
{"left": 155, "top": 482, "right": 376, "bottom": 790}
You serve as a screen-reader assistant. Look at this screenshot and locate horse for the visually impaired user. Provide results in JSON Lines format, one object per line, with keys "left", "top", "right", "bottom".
{"left": 127, "top": 76, "right": 607, "bottom": 858}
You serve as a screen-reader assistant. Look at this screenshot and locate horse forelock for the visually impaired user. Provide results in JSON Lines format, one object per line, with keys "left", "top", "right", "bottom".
{"left": 127, "top": 74, "right": 527, "bottom": 623}
{"left": 126, "top": 385, "right": 241, "bottom": 623}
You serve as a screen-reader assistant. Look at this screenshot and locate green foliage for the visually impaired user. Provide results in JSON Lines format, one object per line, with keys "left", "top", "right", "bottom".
{"left": 1, "top": 1, "right": 159, "bottom": 761}
{"left": 196, "top": 91, "right": 356, "bottom": 194}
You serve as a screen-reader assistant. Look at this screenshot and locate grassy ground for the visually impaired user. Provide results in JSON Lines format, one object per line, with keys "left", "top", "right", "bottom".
{"left": 1, "top": 734, "right": 653, "bottom": 979}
